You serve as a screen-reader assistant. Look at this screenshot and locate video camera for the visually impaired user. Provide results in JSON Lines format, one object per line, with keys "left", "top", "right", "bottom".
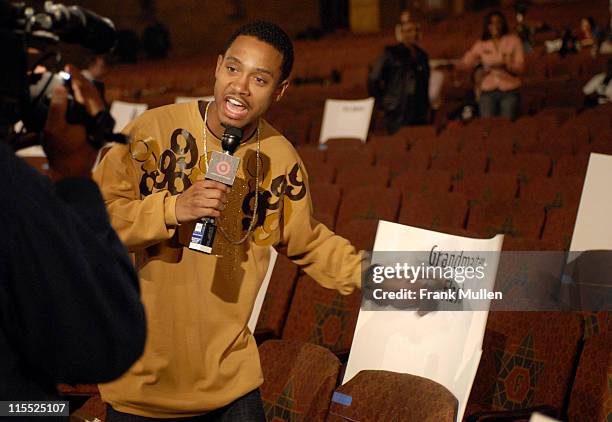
{"left": 0, "top": 0, "right": 127, "bottom": 149}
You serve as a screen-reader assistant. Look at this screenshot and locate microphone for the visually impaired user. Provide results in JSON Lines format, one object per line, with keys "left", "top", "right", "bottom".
{"left": 189, "top": 125, "right": 243, "bottom": 254}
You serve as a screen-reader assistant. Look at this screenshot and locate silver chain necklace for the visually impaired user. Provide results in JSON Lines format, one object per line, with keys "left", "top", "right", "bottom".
{"left": 202, "top": 101, "right": 260, "bottom": 245}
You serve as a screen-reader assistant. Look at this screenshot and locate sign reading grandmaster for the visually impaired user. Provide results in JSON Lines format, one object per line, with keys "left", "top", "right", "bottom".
{"left": 206, "top": 151, "right": 240, "bottom": 185}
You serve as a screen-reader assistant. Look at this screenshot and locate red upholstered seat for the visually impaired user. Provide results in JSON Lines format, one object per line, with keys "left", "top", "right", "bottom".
{"left": 255, "top": 254, "right": 300, "bottom": 340}
{"left": 282, "top": 275, "right": 361, "bottom": 357}
{"left": 259, "top": 339, "right": 341, "bottom": 422}
{"left": 467, "top": 199, "right": 545, "bottom": 239}
{"left": 336, "top": 187, "right": 401, "bottom": 233}
{"left": 328, "top": 370, "right": 457, "bottom": 422}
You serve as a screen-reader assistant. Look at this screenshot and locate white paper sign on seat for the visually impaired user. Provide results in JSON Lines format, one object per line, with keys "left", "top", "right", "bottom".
{"left": 109, "top": 100, "right": 148, "bottom": 132}
{"left": 175, "top": 95, "right": 214, "bottom": 104}
{"left": 247, "top": 246, "right": 278, "bottom": 333}
{"left": 16, "top": 145, "right": 45, "bottom": 157}
{"left": 529, "top": 413, "right": 560, "bottom": 422}
{"left": 569, "top": 153, "right": 612, "bottom": 251}
{"left": 344, "top": 220, "right": 504, "bottom": 422}
{"left": 318, "top": 97, "right": 375, "bottom": 145}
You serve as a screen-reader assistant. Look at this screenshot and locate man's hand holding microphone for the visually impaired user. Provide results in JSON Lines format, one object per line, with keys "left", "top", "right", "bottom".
{"left": 175, "top": 180, "right": 230, "bottom": 223}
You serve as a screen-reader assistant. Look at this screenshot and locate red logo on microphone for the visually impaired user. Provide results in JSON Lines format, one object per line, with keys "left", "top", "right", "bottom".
{"left": 215, "top": 161, "right": 231, "bottom": 176}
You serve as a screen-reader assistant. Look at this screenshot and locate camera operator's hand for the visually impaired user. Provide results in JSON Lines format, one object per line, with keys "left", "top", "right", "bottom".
{"left": 43, "top": 66, "right": 104, "bottom": 180}
{"left": 67, "top": 64, "right": 104, "bottom": 116}
{"left": 175, "top": 180, "right": 230, "bottom": 223}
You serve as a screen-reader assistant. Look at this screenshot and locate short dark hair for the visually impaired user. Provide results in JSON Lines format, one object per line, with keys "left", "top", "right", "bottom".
{"left": 482, "top": 11, "right": 509, "bottom": 40}
{"left": 223, "top": 21, "right": 294, "bottom": 83}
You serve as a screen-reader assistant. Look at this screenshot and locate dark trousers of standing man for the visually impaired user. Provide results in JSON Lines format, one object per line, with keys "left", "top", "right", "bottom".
{"left": 106, "top": 389, "right": 266, "bottom": 422}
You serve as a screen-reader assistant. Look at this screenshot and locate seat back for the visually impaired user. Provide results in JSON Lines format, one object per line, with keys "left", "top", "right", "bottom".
{"left": 318, "top": 98, "right": 375, "bottom": 145}
{"left": 109, "top": 100, "right": 148, "bottom": 132}
{"left": 327, "top": 370, "right": 458, "bottom": 422}
{"left": 259, "top": 339, "right": 341, "bottom": 422}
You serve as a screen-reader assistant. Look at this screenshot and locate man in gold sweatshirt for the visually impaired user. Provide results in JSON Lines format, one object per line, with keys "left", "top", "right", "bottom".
{"left": 93, "top": 22, "right": 364, "bottom": 421}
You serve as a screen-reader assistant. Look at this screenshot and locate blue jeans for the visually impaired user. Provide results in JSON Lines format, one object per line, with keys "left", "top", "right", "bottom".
{"left": 479, "top": 89, "right": 521, "bottom": 120}
{"left": 106, "top": 389, "right": 266, "bottom": 422}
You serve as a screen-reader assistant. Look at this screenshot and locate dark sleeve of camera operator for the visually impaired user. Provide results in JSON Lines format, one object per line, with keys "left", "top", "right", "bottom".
{"left": 0, "top": 142, "right": 146, "bottom": 399}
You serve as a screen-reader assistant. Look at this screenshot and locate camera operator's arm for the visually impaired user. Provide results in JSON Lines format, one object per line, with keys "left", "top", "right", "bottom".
{"left": 43, "top": 66, "right": 102, "bottom": 180}
{"left": 0, "top": 70, "right": 146, "bottom": 390}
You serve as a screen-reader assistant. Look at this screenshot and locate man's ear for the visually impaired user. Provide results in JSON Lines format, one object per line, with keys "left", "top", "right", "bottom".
{"left": 275, "top": 80, "right": 289, "bottom": 102}
{"left": 215, "top": 54, "right": 223, "bottom": 77}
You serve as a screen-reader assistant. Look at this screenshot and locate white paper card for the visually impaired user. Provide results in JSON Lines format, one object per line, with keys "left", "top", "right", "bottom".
{"left": 569, "top": 153, "right": 612, "bottom": 251}
{"left": 175, "top": 95, "right": 214, "bottom": 103}
{"left": 318, "top": 97, "right": 375, "bottom": 144}
{"left": 529, "top": 413, "right": 561, "bottom": 422}
{"left": 247, "top": 246, "right": 278, "bottom": 333}
{"left": 110, "top": 100, "right": 148, "bottom": 132}
{"left": 344, "top": 221, "right": 503, "bottom": 421}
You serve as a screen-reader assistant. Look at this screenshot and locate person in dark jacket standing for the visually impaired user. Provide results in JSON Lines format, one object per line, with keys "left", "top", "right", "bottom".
{"left": 368, "top": 12, "right": 431, "bottom": 134}
{"left": 0, "top": 65, "right": 146, "bottom": 404}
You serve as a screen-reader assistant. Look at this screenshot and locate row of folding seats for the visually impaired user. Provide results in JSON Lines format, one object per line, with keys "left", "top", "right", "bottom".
{"left": 311, "top": 184, "right": 577, "bottom": 245}
{"left": 72, "top": 312, "right": 608, "bottom": 420}
{"left": 253, "top": 270, "right": 608, "bottom": 421}
{"left": 299, "top": 144, "right": 592, "bottom": 187}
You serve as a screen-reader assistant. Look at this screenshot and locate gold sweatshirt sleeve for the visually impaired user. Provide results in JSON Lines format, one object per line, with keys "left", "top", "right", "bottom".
{"left": 281, "top": 156, "right": 364, "bottom": 295}
{"left": 93, "top": 143, "right": 179, "bottom": 251}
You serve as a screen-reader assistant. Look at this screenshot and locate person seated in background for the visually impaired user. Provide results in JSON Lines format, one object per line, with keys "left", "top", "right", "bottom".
{"left": 559, "top": 27, "right": 579, "bottom": 56}
{"left": 600, "top": 27, "right": 612, "bottom": 54}
{"left": 428, "top": 65, "right": 445, "bottom": 122}
{"left": 575, "top": 16, "right": 603, "bottom": 49}
{"left": 457, "top": 11, "right": 524, "bottom": 121}
{"left": 82, "top": 54, "right": 108, "bottom": 103}
{"left": 514, "top": 0, "right": 534, "bottom": 52}
{"left": 445, "top": 65, "right": 483, "bottom": 126}
{"left": 368, "top": 11, "right": 430, "bottom": 134}
{"left": 583, "top": 57, "right": 612, "bottom": 106}
{"left": 82, "top": 54, "right": 108, "bottom": 81}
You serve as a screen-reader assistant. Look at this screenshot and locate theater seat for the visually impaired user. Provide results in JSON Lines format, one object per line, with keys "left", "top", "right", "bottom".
{"left": 305, "top": 162, "right": 336, "bottom": 185}
{"left": 335, "top": 218, "right": 379, "bottom": 251}
{"left": 255, "top": 254, "right": 300, "bottom": 341}
{"left": 429, "top": 150, "right": 488, "bottom": 178}
{"left": 282, "top": 275, "right": 361, "bottom": 358}
{"left": 310, "top": 183, "right": 342, "bottom": 230}
{"left": 454, "top": 173, "right": 519, "bottom": 203}
{"left": 567, "top": 312, "right": 612, "bottom": 421}
{"left": 519, "top": 176, "right": 583, "bottom": 210}
{"left": 259, "top": 340, "right": 341, "bottom": 422}
{"left": 296, "top": 146, "right": 326, "bottom": 168}
{"left": 336, "top": 187, "right": 401, "bottom": 234}
{"left": 327, "top": 148, "right": 375, "bottom": 171}
{"left": 541, "top": 207, "right": 579, "bottom": 249}
{"left": 489, "top": 153, "right": 552, "bottom": 179}
{"left": 467, "top": 200, "right": 545, "bottom": 239}
{"left": 327, "top": 370, "right": 458, "bottom": 422}
{"left": 551, "top": 154, "right": 590, "bottom": 179}
{"left": 335, "top": 165, "right": 390, "bottom": 189}
{"left": 399, "top": 191, "right": 469, "bottom": 231}
{"left": 70, "top": 394, "right": 106, "bottom": 421}
{"left": 392, "top": 169, "right": 452, "bottom": 196}
{"left": 465, "top": 312, "right": 583, "bottom": 421}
